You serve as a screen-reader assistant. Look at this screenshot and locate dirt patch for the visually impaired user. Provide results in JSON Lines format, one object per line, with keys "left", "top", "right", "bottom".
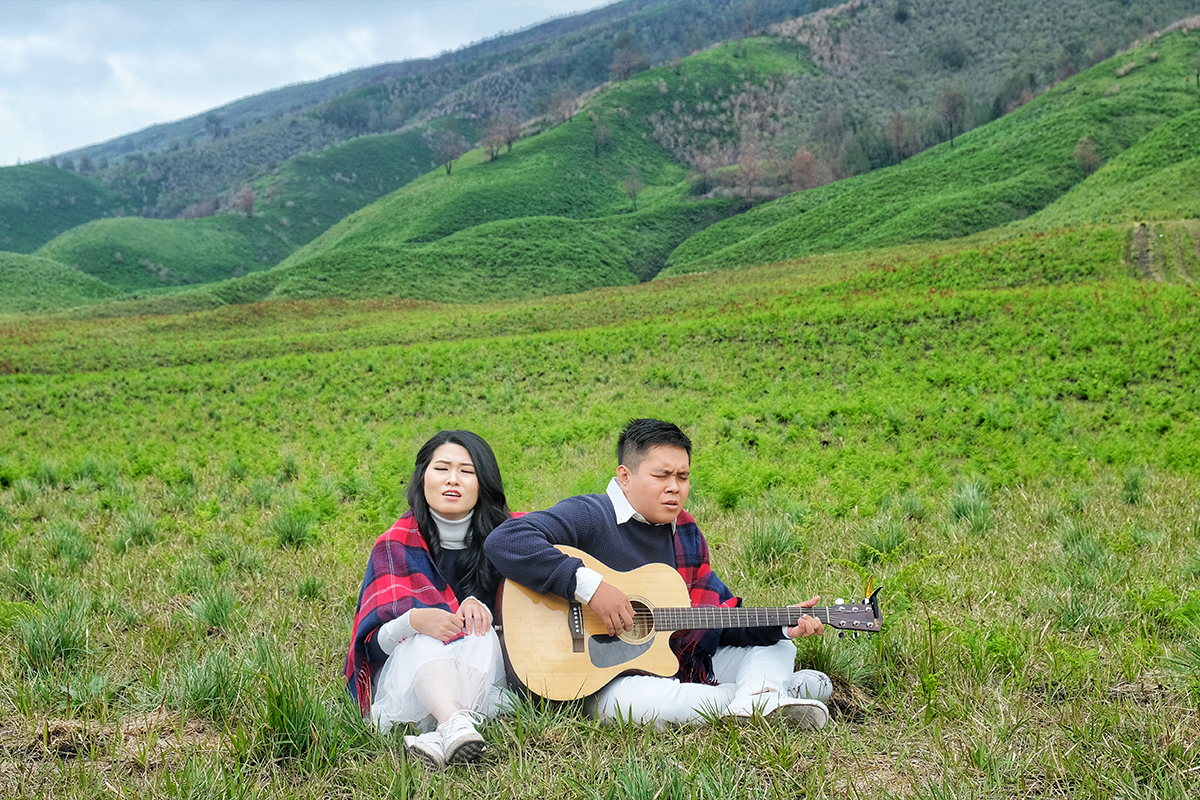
{"left": 1130, "top": 224, "right": 1156, "bottom": 280}
{"left": 1, "top": 710, "right": 221, "bottom": 767}
{"left": 828, "top": 750, "right": 943, "bottom": 797}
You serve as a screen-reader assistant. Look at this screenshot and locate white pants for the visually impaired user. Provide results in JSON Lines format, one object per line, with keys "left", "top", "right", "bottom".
{"left": 591, "top": 638, "right": 805, "bottom": 726}
{"left": 371, "top": 629, "right": 508, "bottom": 734}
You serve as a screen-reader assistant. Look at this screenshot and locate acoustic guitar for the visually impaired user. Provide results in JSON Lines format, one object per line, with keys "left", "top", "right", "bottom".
{"left": 496, "top": 545, "right": 882, "bottom": 701}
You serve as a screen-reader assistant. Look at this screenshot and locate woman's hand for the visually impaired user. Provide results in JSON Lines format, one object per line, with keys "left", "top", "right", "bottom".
{"left": 456, "top": 597, "right": 493, "bottom": 636}
{"left": 786, "top": 596, "right": 825, "bottom": 638}
{"left": 409, "top": 608, "right": 465, "bottom": 642}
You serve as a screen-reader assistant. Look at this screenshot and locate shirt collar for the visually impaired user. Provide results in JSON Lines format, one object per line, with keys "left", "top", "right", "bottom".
{"left": 606, "top": 476, "right": 675, "bottom": 532}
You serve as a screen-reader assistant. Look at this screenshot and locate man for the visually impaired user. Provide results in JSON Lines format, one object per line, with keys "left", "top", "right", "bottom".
{"left": 485, "top": 418, "right": 832, "bottom": 728}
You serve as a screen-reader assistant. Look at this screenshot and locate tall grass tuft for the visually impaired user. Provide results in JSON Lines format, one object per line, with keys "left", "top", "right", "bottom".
{"left": 113, "top": 507, "right": 157, "bottom": 553}
{"left": 192, "top": 586, "right": 237, "bottom": 632}
{"left": 1163, "top": 630, "right": 1200, "bottom": 702}
{"left": 738, "top": 518, "right": 802, "bottom": 568}
{"left": 949, "top": 477, "right": 992, "bottom": 533}
{"left": 898, "top": 491, "right": 927, "bottom": 521}
{"left": 249, "top": 480, "right": 275, "bottom": 509}
{"left": 12, "top": 477, "right": 39, "bottom": 505}
{"left": 16, "top": 599, "right": 88, "bottom": 674}
{"left": 272, "top": 509, "right": 316, "bottom": 550}
{"left": 224, "top": 456, "right": 249, "bottom": 483}
{"left": 1121, "top": 466, "right": 1145, "bottom": 505}
{"left": 45, "top": 519, "right": 92, "bottom": 569}
{"left": 297, "top": 576, "right": 324, "bottom": 602}
{"left": 175, "top": 650, "right": 244, "bottom": 725}
{"left": 856, "top": 518, "right": 910, "bottom": 566}
{"left": 247, "top": 640, "right": 326, "bottom": 763}
{"left": 277, "top": 455, "right": 300, "bottom": 484}
{"left": 34, "top": 460, "right": 60, "bottom": 488}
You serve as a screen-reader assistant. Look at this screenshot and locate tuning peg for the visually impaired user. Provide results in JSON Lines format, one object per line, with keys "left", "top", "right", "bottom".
{"left": 838, "top": 631, "right": 846, "bottom": 638}
{"left": 835, "top": 598, "right": 845, "bottom": 605}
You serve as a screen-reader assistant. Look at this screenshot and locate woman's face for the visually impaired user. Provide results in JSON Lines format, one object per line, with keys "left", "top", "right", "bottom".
{"left": 423, "top": 443, "right": 479, "bottom": 520}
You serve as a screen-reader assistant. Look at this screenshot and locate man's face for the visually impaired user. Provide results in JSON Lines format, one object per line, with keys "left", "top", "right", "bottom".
{"left": 618, "top": 444, "right": 690, "bottom": 525}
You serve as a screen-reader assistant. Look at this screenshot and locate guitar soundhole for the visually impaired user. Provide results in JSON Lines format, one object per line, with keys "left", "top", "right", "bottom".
{"left": 619, "top": 597, "right": 655, "bottom": 644}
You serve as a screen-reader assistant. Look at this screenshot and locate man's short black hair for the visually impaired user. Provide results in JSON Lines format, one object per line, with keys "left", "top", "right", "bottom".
{"left": 617, "top": 418, "right": 692, "bottom": 471}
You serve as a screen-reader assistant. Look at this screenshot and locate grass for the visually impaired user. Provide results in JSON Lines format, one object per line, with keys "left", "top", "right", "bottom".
{"left": 0, "top": 251, "right": 122, "bottom": 314}
{"left": 34, "top": 214, "right": 297, "bottom": 291}
{"left": 2, "top": 225, "right": 1198, "bottom": 796}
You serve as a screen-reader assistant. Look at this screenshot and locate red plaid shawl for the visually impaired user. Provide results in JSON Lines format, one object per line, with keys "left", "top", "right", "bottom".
{"left": 670, "top": 510, "right": 739, "bottom": 685}
{"left": 344, "top": 512, "right": 463, "bottom": 717}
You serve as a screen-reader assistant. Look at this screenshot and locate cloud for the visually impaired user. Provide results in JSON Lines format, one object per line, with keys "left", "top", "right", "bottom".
{"left": 0, "top": 0, "right": 616, "bottom": 166}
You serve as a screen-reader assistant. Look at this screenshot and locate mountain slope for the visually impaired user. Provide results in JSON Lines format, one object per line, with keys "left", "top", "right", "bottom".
{"left": 662, "top": 27, "right": 1200, "bottom": 276}
{"left": 1019, "top": 108, "right": 1200, "bottom": 229}
{"left": 0, "top": 164, "right": 124, "bottom": 254}
{"left": 0, "top": 252, "right": 122, "bottom": 313}
{"left": 48, "top": 0, "right": 818, "bottom": 221}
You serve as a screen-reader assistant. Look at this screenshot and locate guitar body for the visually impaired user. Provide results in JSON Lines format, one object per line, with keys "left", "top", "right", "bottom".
{"left": 497, "top": 545, "right": 691, "bottom": 701}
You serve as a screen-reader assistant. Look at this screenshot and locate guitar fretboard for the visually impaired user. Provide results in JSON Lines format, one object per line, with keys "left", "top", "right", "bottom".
{"left": 647, "top": 604, "right": 877, "bottom": 632}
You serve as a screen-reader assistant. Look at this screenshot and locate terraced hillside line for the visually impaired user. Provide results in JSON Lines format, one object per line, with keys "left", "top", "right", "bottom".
{"left": 1176, "top": 229, "right": 1194, "bottom": 283}
{"left": 1155, "top": 223, "right": 1170, "bottom": 281}
{"left": 1181, "top": 219, "right": 1200, "bottom": 283}
{"left": 1130, "top": 224, "right": 1157, "bottom": 280}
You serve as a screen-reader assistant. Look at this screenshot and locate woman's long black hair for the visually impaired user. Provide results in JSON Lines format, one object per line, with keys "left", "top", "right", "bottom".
{"left": 406, "top": 430, "right": 510, "bottom": 607}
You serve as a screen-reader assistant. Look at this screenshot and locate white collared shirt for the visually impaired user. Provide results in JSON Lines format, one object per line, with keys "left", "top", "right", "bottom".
{"left": 572, "top": 477, "right": 674, "bottom": 603}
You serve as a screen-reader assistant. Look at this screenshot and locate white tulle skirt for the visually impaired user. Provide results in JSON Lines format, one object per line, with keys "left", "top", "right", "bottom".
{"left": 370, "top": 628, "right": 509, "bottom": 734}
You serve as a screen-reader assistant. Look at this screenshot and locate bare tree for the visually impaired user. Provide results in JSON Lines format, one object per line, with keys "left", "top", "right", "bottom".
{"left": 482, "top": 120, "right": 504, "bottom": 162}
{"left": 551, "top": 87, "right": 579, "bottom": 124}
{"left": 497, "top": 109, "right": 520, "bottom": 153}
{"left": 424, "top": 124, "right": 469, "bottom": 175}
{"left": 939, "top": 87, "right": 965, "bottom": 148}
{"left": 610, "top": 31, "right": 646, "bottom": 81}
{"left": 1074, "top": 137, "right": 1101, "bottom": 176}
{"left": 623, "top": 166, "right": 643, "bottom": 211}
{"left": 589, "top": 111, "right": 611, "bottom": 157}
{"left": 736, "top": 142, "right": 761, "bottom": 198}
{"left": 788, "top": 148, "right": 833, "bottom": 191}
{"left": 235, "top": 186, "right": 256, "bottom": 217}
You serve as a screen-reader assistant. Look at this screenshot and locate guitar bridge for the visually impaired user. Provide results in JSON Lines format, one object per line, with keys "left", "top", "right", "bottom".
{"left": 568, "top": 600, "right": 585, "bottom": 653}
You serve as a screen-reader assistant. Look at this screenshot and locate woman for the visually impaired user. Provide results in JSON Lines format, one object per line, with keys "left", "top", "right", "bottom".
{"left": 346, "top": 430, "right": 514, "bottom": 769}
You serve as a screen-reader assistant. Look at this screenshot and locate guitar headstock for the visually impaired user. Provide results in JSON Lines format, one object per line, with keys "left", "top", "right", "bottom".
{"left": 826, "top": 587, "right": 882, "bottom": 637}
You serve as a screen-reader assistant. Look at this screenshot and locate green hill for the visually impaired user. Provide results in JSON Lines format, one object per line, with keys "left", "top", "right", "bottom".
{"left": 256, "top": 37, "right": 803, "bottom": 302}
{"left": 0, "top": 252, "right": 121, "bottom": 313}
{"left": 662, "top": 28, "right": 1200, "bottom": 276}
{"left": 1019, "top": 108, "right": 1200, "bottom": 229}
{"left": 0, "top": 164, "right": 124, "bottom": 254}
{"left": 32, "top": 129, "right": 444, "bottom": 293}
{"left": 34, "top": 216, "right": 295, "bottom": 291}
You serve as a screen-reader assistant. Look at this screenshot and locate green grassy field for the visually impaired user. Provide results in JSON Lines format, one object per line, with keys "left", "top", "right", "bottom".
{"left": 0, "top": 252, "right": 123, "bottom": 314}
{"left": 663, "top": 29, "right": 1200, "bottom": 276}
{"left": 2, "top": 220, "right": 1198, "bottom": 797}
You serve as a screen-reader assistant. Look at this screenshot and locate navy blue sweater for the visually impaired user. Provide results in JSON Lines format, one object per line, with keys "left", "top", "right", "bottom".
{"left": 486, "top": 493, "right": 783, "bottom": 649}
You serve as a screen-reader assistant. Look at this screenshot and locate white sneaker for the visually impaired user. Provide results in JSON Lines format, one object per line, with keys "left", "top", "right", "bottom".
{"left": 725, "top": 692, "right": 829, "bottom": 730}
{"left": 403, "top": 731, "right": 445, "bottom": 770}
{"left": 438, "top": 710, "right": 486, "bottom": 764}
{"left": 787, "top": 669, "right": 833, "bottom": 702}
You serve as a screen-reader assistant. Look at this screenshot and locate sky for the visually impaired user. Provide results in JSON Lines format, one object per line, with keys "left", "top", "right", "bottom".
{"left": 0, "top": 0, "right": 619, "bottom": 166}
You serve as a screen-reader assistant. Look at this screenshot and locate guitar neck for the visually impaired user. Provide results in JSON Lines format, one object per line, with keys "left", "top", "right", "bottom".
{"left": 651, "top": 606, "right": 842, "bottom": 631}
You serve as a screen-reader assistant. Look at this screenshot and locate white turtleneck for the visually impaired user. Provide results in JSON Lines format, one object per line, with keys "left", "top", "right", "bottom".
{"left": 376, "top": 509, "right": 476, "bottom": 654}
